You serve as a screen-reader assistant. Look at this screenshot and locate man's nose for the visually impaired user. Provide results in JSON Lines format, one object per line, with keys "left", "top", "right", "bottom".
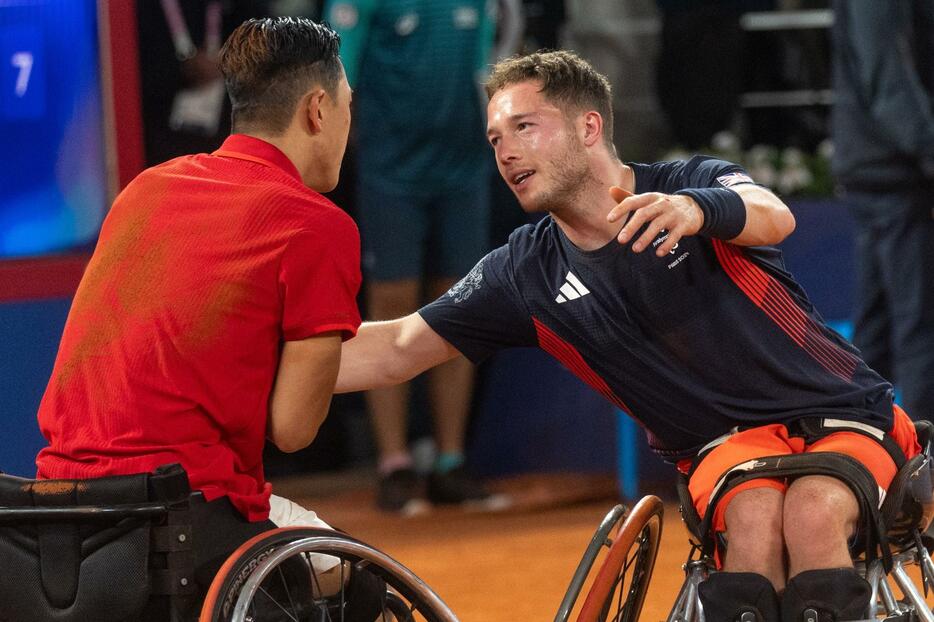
{"left": 496, "top": 137, "right": 520, "bottom": 165}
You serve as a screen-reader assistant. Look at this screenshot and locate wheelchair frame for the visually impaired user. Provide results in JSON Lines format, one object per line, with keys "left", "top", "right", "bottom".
{"left": 663, "top": 524, "right": 934, "bottom": 622}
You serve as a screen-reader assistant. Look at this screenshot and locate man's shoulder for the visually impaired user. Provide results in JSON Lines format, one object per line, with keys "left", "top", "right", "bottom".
{"left": 140, "top": 154, "right": 356, "bottom": 234}
{"left": 631, "top": 155, "right": 744, "bottom": 193}
{"left": 283, "top": 191, "right": 358, "bottom": 243}
{"left": 505, "top": 217, "right": 559, "bottom": 260}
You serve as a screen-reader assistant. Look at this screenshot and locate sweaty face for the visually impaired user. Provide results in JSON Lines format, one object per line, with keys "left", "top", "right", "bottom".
{"left": 486, "top": 82, "right": 591, "bottom": 214}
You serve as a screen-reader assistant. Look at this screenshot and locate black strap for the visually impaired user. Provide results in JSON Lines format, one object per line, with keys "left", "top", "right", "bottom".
{"left": 677, "top": 472, "right": 704, "bottom": 544}
{"left": 697, "top": 452, "right": 892, "bottom": 572}
{"left": 791, "top": 418, "right": 907, "bottom": 470}
{"left": 149, "top": 464, "right": 191, "bottom": 505}
{"left": 150, "top": 567, "right": 196, "bottom": 596}
{"left": 151, "top": 524, "right": 193, "bottom": 553}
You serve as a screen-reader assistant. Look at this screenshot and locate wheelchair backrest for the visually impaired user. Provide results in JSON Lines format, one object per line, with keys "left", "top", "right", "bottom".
{"left": 0, "top": 464, "right": 191, "bottom": 622}
{"left": 881, "top": 420, "right": 934, "bottom": 548}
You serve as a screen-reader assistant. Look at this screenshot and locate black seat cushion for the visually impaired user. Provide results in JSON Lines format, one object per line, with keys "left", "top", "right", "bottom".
{"left": 0, "top": 466, "right": 187, "bottom": 622}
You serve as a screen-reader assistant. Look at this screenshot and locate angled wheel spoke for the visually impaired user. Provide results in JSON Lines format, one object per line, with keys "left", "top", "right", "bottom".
{"left": 256, "top": 584, "right": 300, "bottom": 621}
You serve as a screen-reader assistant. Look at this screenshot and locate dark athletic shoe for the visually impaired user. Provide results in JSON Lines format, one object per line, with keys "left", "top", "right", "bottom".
{"left": 426, "top": 467, "right": 511, "bottom": 510}
{"left": 375, "top": 468, "right": 429, "bottom": 516}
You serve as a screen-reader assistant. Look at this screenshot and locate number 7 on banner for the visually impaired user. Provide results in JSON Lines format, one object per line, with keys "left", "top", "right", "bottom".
{"left": 1, "top": 26, "right": 45, "bottom": 120}
{"left": 11, "top": 52, "right": 33, "bottom": 97}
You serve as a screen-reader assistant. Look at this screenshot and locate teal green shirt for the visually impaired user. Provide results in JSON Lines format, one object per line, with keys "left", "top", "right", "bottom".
{"left": 326, "top": 0, "right": 495, "bottom": 194}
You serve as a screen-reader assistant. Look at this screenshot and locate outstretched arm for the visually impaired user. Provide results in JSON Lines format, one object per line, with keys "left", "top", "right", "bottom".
{"left": 336, "top": 312, "right": 461, "bottom": 393}
{"left": 607, "top": 182, "right": 795, "bottom": 255}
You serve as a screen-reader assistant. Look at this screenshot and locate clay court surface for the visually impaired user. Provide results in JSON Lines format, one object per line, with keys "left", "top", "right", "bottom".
{"left": 274, "top": 472, "right": 691, "bottom": 622}
{"left": 275, "top": 471, "right": 934, "bottom": 621}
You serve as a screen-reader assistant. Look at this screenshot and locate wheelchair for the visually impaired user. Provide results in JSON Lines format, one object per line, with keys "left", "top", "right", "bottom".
{"left": 0, "top": 463, "right": 460, "bottom": 622}
{"left": 0, "top": 465, "right": 663, "bottom": 622}
{"left": 605, "top": 420, "right": 934, "bottom": 622}
{"left": 0, "top": 461, "right": 663, "bottom": 622}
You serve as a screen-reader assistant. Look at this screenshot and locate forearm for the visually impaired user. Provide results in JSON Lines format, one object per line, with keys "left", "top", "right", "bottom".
{"left": 336, "top": 321, "right": 407, "bottom": 392}
{"left": 336, "top": 315, "right": 459, "bottom": 393}
{"left": 667, "top": 184, "right": 794, "bottom": 248}
{"left": 730, "top": 185, "right": 796, "bottom": 246}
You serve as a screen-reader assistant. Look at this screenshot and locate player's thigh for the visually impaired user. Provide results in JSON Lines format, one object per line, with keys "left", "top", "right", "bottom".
{"left": 689, "top": 424, "right": 801, "bottom": 535}
{"left": 427, "top": 177, "right": 491, "bottom": 279}
{"left": 189, "top": 494, "right": 276, "bottom": 588}
{"left": 357, "top": 181, "right": 429, "bottom": 281}
{"left": 268, "top": 494, "right": 341, "bottom": 574}
{"left": 803, "top": 406, "right": 920, "bottom": 492}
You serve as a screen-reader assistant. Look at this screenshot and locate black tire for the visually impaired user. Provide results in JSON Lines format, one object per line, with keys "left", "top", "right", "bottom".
{"left": 555, "top": 505, "right": 629, "bottom": 622}
{"left": 576, "top": 496, "right": 664, "bottom": 622}
{"left": 199, "top": 527, "right": 458, "bottom": 622}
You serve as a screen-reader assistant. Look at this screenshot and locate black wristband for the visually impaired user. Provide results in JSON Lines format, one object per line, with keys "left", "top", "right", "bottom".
{"left": 674, "top": 187, "right": 747, "bottom": 240}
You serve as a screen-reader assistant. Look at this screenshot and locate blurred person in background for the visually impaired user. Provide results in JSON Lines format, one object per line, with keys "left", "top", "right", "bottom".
{"left": 137, "top": 0, "right": 267, "bottom": 166}
{"left": 324, "top": 0, "right": 499, "bottom": 514}
{"left": 831, "top": 0, "right": 934, "bottom": 423}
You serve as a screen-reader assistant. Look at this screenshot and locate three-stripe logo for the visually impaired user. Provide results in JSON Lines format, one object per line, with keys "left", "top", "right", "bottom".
{"left": 555, "top": 271, "right": 590, "bottom": 304}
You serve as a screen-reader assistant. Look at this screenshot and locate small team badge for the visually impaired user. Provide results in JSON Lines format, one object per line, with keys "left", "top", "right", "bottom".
{"left": 716, "top": 172, "right": 755, "bottom": 187}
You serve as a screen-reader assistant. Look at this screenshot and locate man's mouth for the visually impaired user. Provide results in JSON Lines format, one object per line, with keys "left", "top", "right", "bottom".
{"left": 511, "top": 170, "right": 534, "bottom": 186}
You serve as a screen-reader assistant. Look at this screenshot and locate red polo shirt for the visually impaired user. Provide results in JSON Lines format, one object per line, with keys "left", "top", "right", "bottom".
{"left": 36, "top": 135, "right": 361, "bottom": 521}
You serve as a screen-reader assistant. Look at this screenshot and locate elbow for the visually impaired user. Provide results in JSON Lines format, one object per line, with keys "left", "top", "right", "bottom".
{"left": 272, "top": 428, "right": 316, "bottom": 454}
{"left": 774, "top": 209, "right": 796, "bottom": 243}
{"left": 268, "top": 415, "right": 323, "bottom": 454}
{"left": 753, "top": 206, "right": 795, "bottom": 246}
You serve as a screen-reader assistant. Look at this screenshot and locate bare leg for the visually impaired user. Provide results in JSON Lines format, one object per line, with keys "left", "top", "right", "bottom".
{"left": 783, "top": 475, "right": 859, "bottom": 576}
{"left": 426, "top": 278, "right": 475, "bottom": 456}
{"left": 365, "top": 279, "right": 420, "bottom": 463}
{"left": 722, "top": 487, "right": 787, "bottom": 590}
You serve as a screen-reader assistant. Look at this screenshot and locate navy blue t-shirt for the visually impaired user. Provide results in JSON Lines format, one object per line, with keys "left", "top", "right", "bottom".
{"left": 419, "top": 156, "right": 894, "bottom": 461}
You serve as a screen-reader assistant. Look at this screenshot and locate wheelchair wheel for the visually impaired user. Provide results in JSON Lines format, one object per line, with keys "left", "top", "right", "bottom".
{"left": 575, "top": 495, "right": 664, "bottom": 622}
{"left": 555, "top": 504, "right": 629, "bottom": 622}
{"left": 199, "top": 527, "right": 459, "bottom": 622}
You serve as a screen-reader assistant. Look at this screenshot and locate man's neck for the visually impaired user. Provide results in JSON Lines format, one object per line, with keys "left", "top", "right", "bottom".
{"left": 241, "top": 129, "right": 320, "bottom": 188}
{"left": 552, "top": 161, "right": 634, "bottom": 251}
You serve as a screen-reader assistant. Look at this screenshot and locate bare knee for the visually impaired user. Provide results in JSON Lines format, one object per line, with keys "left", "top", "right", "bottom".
{"left": 722, "top": 487, "right": 785, "bottom": 587}
{"left": 784, "top": 475, "right": 858, "bottom": 573}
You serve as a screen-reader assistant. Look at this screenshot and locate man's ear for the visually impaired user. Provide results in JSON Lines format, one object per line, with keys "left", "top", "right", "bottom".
{"left": 581, "top": 111, "right": 603, "bottom": 147}
{"left": 302, "top": 88, "right": 327, "bottom": 135}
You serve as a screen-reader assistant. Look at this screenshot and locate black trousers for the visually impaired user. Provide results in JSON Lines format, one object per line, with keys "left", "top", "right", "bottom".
{"left": 145, "top": 493, "right": 276, "bottom": 620}
{"left": 847, "top": 188, "right": 934, "bottom": 422}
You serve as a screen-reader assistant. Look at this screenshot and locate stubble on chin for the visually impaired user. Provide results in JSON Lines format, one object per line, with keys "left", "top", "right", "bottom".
{"left": 533, "top": 154, "right": 594, "bottom": 214}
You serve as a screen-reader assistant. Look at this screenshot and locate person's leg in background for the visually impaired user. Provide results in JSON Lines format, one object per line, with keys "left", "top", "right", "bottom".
{"left": 422, "top": 178, "right": 497, "bottom": 506}
{"left": 357, "top": 183, "right": 431, "bottom": 513}
{"left": 848, "top": 188, "right": 934, "bottom": 422}
{"left": 848, "top": 192, "right": 894, "bottom": 382}
{"left": 881, "top": 189, "right": 934, "bottom": 422}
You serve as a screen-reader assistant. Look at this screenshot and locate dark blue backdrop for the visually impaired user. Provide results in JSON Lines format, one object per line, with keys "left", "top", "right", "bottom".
{"left": 0, "top": 0, "right": 107, "bottom": 258}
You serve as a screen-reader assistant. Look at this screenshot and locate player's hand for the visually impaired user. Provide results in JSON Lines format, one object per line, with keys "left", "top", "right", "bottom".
{"left": 607, "top": 186, "right": 704, "bottom": 256}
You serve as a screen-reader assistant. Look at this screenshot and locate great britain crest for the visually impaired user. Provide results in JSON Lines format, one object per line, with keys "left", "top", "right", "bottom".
{"left": 447, "top": 257, "right": 485, "bottom": 303}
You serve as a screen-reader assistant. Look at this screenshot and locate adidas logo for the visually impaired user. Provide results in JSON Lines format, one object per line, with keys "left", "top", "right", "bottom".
{"left": 555, "top": 271, "right": 590, "bottom": 303}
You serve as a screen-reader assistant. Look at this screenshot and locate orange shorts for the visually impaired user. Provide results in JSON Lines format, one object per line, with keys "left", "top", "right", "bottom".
{"left": 678, "top": 405, "right": 920, "bottom": 538}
